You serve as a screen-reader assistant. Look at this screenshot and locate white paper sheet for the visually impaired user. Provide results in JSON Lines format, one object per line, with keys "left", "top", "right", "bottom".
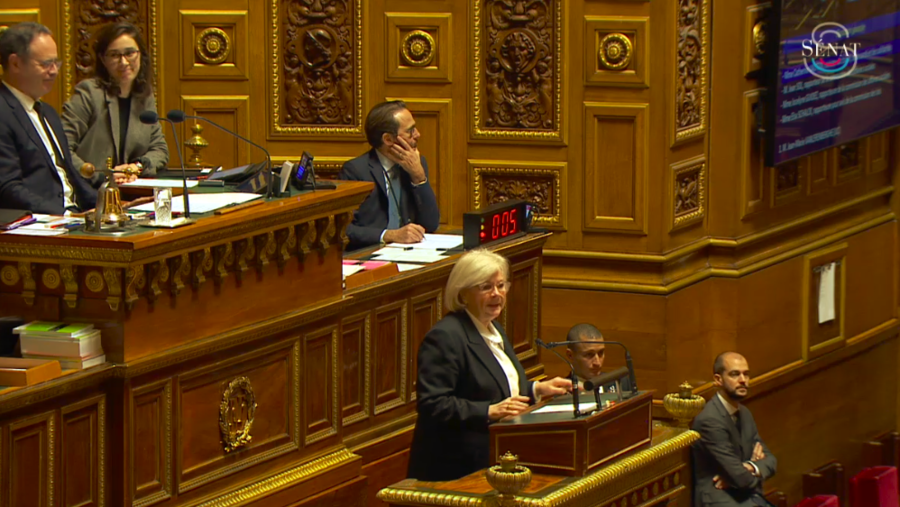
{"left": 3, "top": 228, "right": 68, "bottom": 236}
{"left": 131, "top": 192, "right": 261, "bottom": 214}
{"left": 395, "top": 263, "right": 425, "bottom": 272}
{"left": 121, "top": 179, "right": 199, "bottom": 188}
{"left": 818, "top": 262, "right": 836, "bottom": 324}
{"left": 370, "top": 249, "right": 447, "bottom": 264}
{"left": 532, "top": 402, "right": 598, "bottom": 415}
{"left": 342, "top": 265, "right": 364, "bottom": 279}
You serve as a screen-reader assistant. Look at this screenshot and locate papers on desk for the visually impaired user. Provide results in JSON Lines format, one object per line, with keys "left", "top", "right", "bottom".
{"left": 532, "top": 402, "right": 598, "bottom": 415}
{"left": 370, "top": 248, "right": 448, "bottom": 264}
{"left": 121, "top": 179, "right": 199, "bottom": 189}
{"left": 410, "top": 234, "right": 463, "bottom": 250}
{"left": 396, "top": 263, "right": 425, "bottom": 272}
{"left": 342, "top": 265, "right": 365, "bottom": 279}
{"left": 131, "top": 192, "right": 262, "bottom": 214}
{"left": 3, "top": 228, "right": 68, "bottom": 236}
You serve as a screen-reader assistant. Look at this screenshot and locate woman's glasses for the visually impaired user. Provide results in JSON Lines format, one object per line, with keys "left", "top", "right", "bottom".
{"left": 105, "top": 48, "right": 140, "bottom": 62}
{"left": 473, "top": 281, "right": 511, "bottom": 294}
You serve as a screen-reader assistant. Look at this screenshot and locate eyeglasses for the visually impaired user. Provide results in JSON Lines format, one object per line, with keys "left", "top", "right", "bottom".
{"left": 105, "top": 48, "right": 140, "bottom": 62}
{"left": 33, "top": 58, "right": 62, "bottom": 70}
{"left": 473, "top": 281, "right": 511, "bottom": 294}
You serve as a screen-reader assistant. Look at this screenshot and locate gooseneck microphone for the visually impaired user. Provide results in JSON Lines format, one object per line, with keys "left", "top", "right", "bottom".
{"left": 541, "top": 340, "right": 638, "bottom": 397}
{"left": 166, "top": 110, "right": 274, "bottom": 199}
{"left": 139, "top": 110, "right": 190, "bottom": 218}
{"left": 535, "top": 338, "right": 585, "bottom": 418}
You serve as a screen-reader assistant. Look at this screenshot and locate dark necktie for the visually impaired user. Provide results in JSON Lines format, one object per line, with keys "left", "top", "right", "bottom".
{"left": 734, "top": 410, "right": 742, "bottom": 436}
{"left": 33, "top": 102, "right": 67, "bottom": 170}
{"left": 386, "top": 165, "right": 402, "bottom": 229}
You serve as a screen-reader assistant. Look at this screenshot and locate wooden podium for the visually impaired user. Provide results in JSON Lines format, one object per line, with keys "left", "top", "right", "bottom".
{"left": 489, "top": 391, "right": 654, "bottom": 477}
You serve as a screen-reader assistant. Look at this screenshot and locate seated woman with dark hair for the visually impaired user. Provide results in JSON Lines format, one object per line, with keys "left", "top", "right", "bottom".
{"left": 62, "top": 22, "right": 168, "bottom": 185}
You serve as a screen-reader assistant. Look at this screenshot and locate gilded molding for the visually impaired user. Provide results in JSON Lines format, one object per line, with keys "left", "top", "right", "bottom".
{"left": 472, "top": 0, "right": 564, "bottom": 141}
{"left": 85, "top": 270, "right": 104, "bottom": 293}
{"left": 1, "top": 264, "right": 19, "bottom": 286}
{"left": 125, "top": 265, "right": 144, "bottom": 311}
{"left": 0, "top": 243, "right": 131, "bottom": 263}
{"left": 672, "top": 157, "right": 706, "bottom": 229}
{"left": 103, "top": 267, "right": 121, "bottom": 312}
{"left": 598, "top": 33, "right": 633, "bottom": 70}
{"left": 270, "top": 0, "right": 363, "bottom": 136}
{"left": 674, "top": 0, "right": 709, "bottom": 143}
{"left": 42, "top": 267, "right": 61, "bottom": 290}
{"left": 99, "top": 396, "right": 106, "bottom": 507}
{"left": 219, "top": 376, "right": 257, "bottom": 453}
{"left": 60, "top": 263, "right": 78, "bottom": 309}
{"left": 401, "top": 30, "right": 436, "bottom": 67}
{"left": 192, "top": 449, "right": 358, "bottom": 507}
{"left": 293, "top": 341, "right": 301, "bottom": 445}
{"left": 49, "top": 413, "right": 56, "bottom": 507}
{"left": 196, "top": 27, "right": 231, "bottom": 65}
{"left": 19, "top": 261, "right": 35, "bottom": 306}
{"left": 472, "top": 165, "right": 562, "bottom": 226}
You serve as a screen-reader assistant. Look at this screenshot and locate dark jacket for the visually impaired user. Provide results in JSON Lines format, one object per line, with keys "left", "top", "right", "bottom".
{"left": 0, "top": 83, "right": 96, "bottom": 214}
{"left": 692, "top": 394, "right": 777, "bottom": 506}
{"left": 338, "top": 149, "right": 439, "bottom": 250}
{"left": 408, "top": 311, "right": 534, "bottom": 481}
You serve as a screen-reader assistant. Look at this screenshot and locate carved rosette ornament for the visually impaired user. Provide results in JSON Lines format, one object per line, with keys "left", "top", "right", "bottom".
{"left": 1, "top": 265, "right": 19, "bottom": 286}
{"left": 196, "top": 27, "right": 230, "bottom": 65}
{"left": 401, "top": 30, "right": 435, "bottom": 67}
{"left": 275, "top": 0, "right": 362, "bottom": 135}
{"left": 598, "top": 33, "right": 632, "bottom": 71}
{"left": 474, "top": 0, "right": 562, "bottom": 140}
{"left": 675, "top": 0, "right": 709, "bottom": 142}
{"left": 219, "top": 376, "right": 257, "bottom": 453}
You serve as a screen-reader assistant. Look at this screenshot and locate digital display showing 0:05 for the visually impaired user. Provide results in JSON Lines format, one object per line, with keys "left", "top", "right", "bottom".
{"left": 480, "top": 208, "right": 519, "bottom": 243}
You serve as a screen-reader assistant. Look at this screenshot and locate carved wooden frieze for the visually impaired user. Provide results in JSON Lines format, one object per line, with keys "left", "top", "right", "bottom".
{"left": 672, "top": 157, "right": 705, "bottom": 229}
{"left": 272, "top": 0, "right": 363, "bottom": 136}
{"left": 63, "top": 0, "right": 158, "bottom": 99}
{"left": 471, "top": 163, "right": 564, "bottom": 227}
{"left": 674, "top": 0, "right": 709, "bottom": 143}
{"left": 472, "top": 0, "right": 563, "bottom": 141}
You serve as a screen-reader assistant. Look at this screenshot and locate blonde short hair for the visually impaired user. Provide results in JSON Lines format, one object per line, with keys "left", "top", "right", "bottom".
{"left": 444, "top": 249, "right": 510, "bottom": 313}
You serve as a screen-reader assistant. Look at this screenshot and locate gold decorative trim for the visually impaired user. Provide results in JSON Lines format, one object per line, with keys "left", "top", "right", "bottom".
{"left": 598, "top": 33, "right": 632, "bottom": 70}
{"left": 196, "top": 27, "right": 231, "bottom": 65}
{"left": 270, "top": 0, "right": 364, "bottom": 136}
{"left": 49, "top": 413, "right": 55, "bottom": 507}
{"left": 219, "top": 376, "right": 257, "bottom": 453}
{"left": 672, "top": 156, "right": 706, "bottom": 229}
{"left": 471, "top": 0, "right": 564, "bottom": 141}
{"left": 304, "top": 327, "right": 340, "bottom": 445}
{"left": 673, "top": 0, "right": 709, "bottom": 144}
{"left": 60, "top": 263, "right": 78, "bottom": 309}
{"left": 192, "top": 449, "right": 358, "bottom": 507}
{"left": 99, "top": 396, "right": 106, "bottom": 507}
{"left": 342, "top": 313, "right": 372, "bottom": 426}
{"left": 0, "top": 244, "right": 131, "bottom": 263}
{"left": 85, "top": 270, "right": 104, "bottom": 293}
{"left": 293, "top": 341, "right": 301, "bottom": 445}
{"left": 178, "top": 442, "right": 298, "bottom": 494}
{"left": 19, "top": 261, "right": 34, "bottom": 306}
{"left": 401, "top": 30, "right": 436, "bottom": 67}
{"left": 103, "top": 268, "right": 121, "bottom": 311}
{"left": 471, "top": 163, "right": 564, "bottom": 226}
{"left": 752, "top": 19, "right": 766, "bottom": 56}
{"left": 1, "top": 264, "right": 19, "bottom": 286}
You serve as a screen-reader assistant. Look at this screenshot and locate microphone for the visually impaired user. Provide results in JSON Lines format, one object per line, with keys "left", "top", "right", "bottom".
{"left": 140, "top": 110, "right": 191, "bottom": 218}
{"left": 582, "top": 366, "right": 630, "bottom": 392}
{"left": 535, "top": 338, "right": 587, "bottom": 418}
{"left": 166, "top": 110, "right": 274, "bottom": 199}
{"left": 541, "top": 340, "right": 638, "bottom": 396}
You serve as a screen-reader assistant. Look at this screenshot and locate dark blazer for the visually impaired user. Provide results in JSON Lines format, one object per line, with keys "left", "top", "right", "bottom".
{"left": 62, "top": 78, "right": 169, "bottom": 186}
{"left": 692, "top": 394, "right": 777, "bottom": 506}
{"left": 0, "top": 83, "right": 96, "bottom": 214}
{"left": 338, "top": 149, "right": 439, "bottom": 250}
{"left": 408, "top": 311, "right": 534, "bottom": 481}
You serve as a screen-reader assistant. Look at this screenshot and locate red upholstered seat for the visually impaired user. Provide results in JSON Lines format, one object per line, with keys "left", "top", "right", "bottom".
{"left": 850, "top": 466, "right": 899, "bottom": 507}
{"left": 795, "top": 495, "right": 839, "bottom": 507}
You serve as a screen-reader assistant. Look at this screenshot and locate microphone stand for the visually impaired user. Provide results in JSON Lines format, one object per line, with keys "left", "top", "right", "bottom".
{"left": 535, "top": 339, "right": 585, "bottom": 418}
{"left": 166, "top": 117, "right": 191, "bottom": 218}
{"left": 542, "top": 340, "right": 638, "bottom": 398}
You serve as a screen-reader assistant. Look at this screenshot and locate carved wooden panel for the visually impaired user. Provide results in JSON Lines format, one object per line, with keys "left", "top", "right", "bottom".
{"left": 671, "top": 156, "right": 705, "bottom": 230}
{"left": 130, "top": 379, "right": 172, "bottom": 506}
{"left": 176, "top": 343, "right": 296, "bottom": 493}
{"left": 7, "top": 411, "right": 55, "bottom": 507}
{"left": 469, "top": 160, "right": 565, "bottom": 229}
{"left": 472, "top": 0, "right": 563, "bottom": 142}
{"left": 741, "top": 89, "right": 766, "bottom": 218}
{"left": 373, "top": 301, "right": 408, "bottom": 415}
{"left": 341, "top": 312, "right": 370, "bottom": 427}
{"left": 834, "top": 141, "right": 863, "bottom": 184}
{"left": 0, "top": 10, "right": 41, "bottom": 79}
{"left": 271, "top": 0, "right": 363, "bottom": 137}
{"left": 584, "top": 16, "right": 649, "bottom": 88}
{"left": 771, "top": 161, "right": 803, "bottom": 207}
{"left": 61, "top": 396, "right": 105, "bottom": 507}
{"left": 583, "top": 102, "right": 648, "bottom": 234}
{"left": 387, "top": 98, "right": 453, "bottom": 224}
{"left": 673, "top": 0, "right": 709, "bottom": 144}
{"left": 743, "top": 3, "right": 769, "bottom": 77}
{"left": 180, "top": 95, "right": 251, "bottom": 171}
{"left": 386, "top": 13, "right": 451, "bottom": 82}
{"left": 802, "top": 244, "right": 847, "bottom": 361}
{"left": 304, "top": 325, "right": 339, "bottom": 445}
{"left": 179, "top": 10, "right": 248, "bottom": 80}
{"left": 503, "top": 257, "right": 539, "bottom": 361}
{"left": 62, "top": 0, "right": 158, "bottom": 100}
{"left": 805, "top": 151, "right": 831, "bottom": 195}
{"left": 867, "top": 132, "right": 888, "bottom": 173}
{"left": 409, "top": 289, "right": 443, "bottom": 401}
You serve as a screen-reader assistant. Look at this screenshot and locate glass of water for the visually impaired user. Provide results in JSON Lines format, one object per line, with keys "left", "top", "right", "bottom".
{"left": 154, "top": 188, "right": 172, "bottom": 224}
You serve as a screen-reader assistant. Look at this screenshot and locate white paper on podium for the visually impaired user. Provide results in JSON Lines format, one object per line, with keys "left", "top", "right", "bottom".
{"left": 121, "top": 179, "right": 199, "bottom": 188}
{"left": 532, "top": 402, "right": 598, "bottom": 415}
{"left": 131, "top": 192, "right": 261, "bottom": 214}
{"left": 818, "top": 262, "right": 836, "bottom": 324}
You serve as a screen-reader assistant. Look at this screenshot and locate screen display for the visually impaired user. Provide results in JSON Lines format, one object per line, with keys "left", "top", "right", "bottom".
{"left": 767, "top": 1, "right": 900, "bottom": 166}
{"left": 480, "top": 207, "right": 521, "bottom": 244}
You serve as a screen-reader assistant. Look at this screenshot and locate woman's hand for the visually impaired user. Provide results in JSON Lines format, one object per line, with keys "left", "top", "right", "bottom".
{"left": 534, "top": 377, "right": 573, "bottom": 398}
{"left": 488, "top": 395, "right": 530, "bottom": 421}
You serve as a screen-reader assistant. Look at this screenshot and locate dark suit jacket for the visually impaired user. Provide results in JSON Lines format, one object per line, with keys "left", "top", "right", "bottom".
{"left": 408, "top": 311, "right": 534, "bottom": 481}
{"left": 692, "top": 394, "right": 777, "bottom": 506}
{"left": 0, "top": 83, "right": 96, "bottom": 214}
{"left": 338, "top": 149, "right": 439, "bottom": 250}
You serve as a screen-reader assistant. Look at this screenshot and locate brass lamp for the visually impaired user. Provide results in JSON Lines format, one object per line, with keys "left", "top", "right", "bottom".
{"left": 485, "top": 452, "right": 532, "bottom": 507}
{"left": 663, "top": 381, "right": 706, "bottom": 428}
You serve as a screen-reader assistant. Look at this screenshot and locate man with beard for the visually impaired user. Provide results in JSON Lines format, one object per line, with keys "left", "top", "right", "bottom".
{"left": 692, "top": 352, "right": 777, "bottom": 507}
{"left": 339, "top": 100, "right": 439, "bottom": 250}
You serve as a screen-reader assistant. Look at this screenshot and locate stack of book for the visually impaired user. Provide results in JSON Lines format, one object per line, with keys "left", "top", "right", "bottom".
{"left": 14, "top": 322, "right": 106, "bottom": 370}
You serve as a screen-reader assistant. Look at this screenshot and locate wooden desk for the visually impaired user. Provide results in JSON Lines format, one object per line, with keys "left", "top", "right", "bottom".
{"left": 0, "top": 197, "right": 550, "bottom": 507}
{"left": 378, "top": 424, "right": 698, "bottom": 507}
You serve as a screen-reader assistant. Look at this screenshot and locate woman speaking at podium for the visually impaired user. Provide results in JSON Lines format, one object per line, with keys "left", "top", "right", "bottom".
{"left": 62, "top": 22, "right": 168, "bottom": 186}
{"left": 408, "top": 249, "right": 571, "bottom": 481}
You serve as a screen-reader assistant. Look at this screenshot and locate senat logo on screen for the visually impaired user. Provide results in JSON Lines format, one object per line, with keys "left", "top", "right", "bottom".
{"left": 800, "top": 22, "right": 862, "bottom": 80}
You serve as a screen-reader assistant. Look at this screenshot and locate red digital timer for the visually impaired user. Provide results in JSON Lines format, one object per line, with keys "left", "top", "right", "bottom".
{"left": 463, "top": 199, "right": 530, "bottom": 249}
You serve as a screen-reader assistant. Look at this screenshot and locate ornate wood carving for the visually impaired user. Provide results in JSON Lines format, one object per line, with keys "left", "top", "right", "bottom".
{"left": 776, "top": 162, "right": 800, "bottom": 194}
{"left": 233, "top": 237, "right": 252, "bottom": 281}
{"left": 63, "top": 0, "right": 158, "bottom": 99}
{"left": 146, "top": 260, "right": 167, "bottom": 303}
{"left": 273, "top": 0, "right": 363, "bottom": 136}
{"left": 212, "top": 243, "right": 231, "bottom": 285}
{"left": 103, "top": 267, "right": 121, "bottom": 311}
{"left": 125, "top": 264, "right": 145, "bottom": 311}
{"left": 472, "top": 164, "right": 563, "bottom": 226}
{"left": 672, "top": 157, "right": 706, "bottom": 229}
{"left": 315, "top": 216, "right": 335, "bottom": 255}
{"left": 297, "top": 221, "right": 316, "bottom": 260}
{"left": 18, "top": 261, "right": 35, "bottom": 306}
{"left": 275, "top": 227, "right": 295, "bottom": 269}
{"left": 255, "top": 232, "right": 275, "bottom": 270}
{"left": 473, "top": 0, "right": 563, "bottom": 141}
{"left": 839, "top": 142, "right": 861, "bottom": 173}
{"left": 219, "top": 376, "right": 257, "bottom": 453}
{"left": 60, "top": 263, "right": 79, "bottom": 308}
{"left": 334, "top": 211, "right": 352, "bottom": 250}
{"left": 674, "top": 0, "right": 709, "bottom": 142}
{"left": 196, "top": 27, "right": 230, "bottom": 65}
{"left": 190, "top": 248, "right": 210, "bottom": 289}
{"left": 168, "top": 253, "right": 189, "bottom": 296}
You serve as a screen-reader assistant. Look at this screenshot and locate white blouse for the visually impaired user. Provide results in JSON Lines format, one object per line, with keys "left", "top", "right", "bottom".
{"left": 466, "top": 310, "right": 521, "bottom": 397}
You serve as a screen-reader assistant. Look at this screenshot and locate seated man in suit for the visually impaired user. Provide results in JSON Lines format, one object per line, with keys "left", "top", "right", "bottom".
{"left": 0, "top": 22, "right": 96, "bottom": 214}
{"left": 339, "top": 100, "right": 439, "bottom": 250}
{"left": 692, "top": 352, "right": 777, "bottom": 507}
{"left": 565, "top": 323, "right": 631, "bottom": 393}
